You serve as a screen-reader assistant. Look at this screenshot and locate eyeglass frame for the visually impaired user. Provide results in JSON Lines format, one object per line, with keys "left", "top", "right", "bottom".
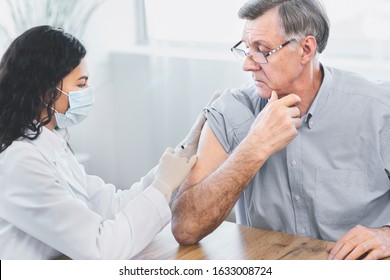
{"left": 230, "top": 39, "right": 294, "bottom": 64}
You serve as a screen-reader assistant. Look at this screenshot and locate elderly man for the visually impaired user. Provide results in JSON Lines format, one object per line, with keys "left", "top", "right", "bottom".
{"left": 171, "top": 0, "right": 390, "bottom": 260}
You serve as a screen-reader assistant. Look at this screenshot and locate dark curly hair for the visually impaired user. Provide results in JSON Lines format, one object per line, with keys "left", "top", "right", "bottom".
{"left": 0, "top": 25, "right": 86, "bottom": 153}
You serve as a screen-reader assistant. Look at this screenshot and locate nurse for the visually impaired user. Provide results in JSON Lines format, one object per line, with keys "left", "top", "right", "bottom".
{"left": 0, "top": 25, "right": 202, "bottom": 259}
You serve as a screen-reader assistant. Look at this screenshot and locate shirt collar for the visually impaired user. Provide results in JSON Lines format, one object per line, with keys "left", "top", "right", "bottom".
{"left": 304, "top": 63, "right": 333, "bottom": 129}
{"left": 25, "top": 126, "right": 67, "bottom": 163}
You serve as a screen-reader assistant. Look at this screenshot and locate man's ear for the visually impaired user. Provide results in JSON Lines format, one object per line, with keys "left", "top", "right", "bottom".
{"left": 300, "top": 35, "right": 317, "bottom": 64}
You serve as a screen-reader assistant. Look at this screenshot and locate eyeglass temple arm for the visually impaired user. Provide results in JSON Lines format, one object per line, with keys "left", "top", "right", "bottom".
{"left": 264, "top": 39, "right": 292, "bottom": 57}
{"left": 231, "top": 40, "right": 243, "bottom": 50}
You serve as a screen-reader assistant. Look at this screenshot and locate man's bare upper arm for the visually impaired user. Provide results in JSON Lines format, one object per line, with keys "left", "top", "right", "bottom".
{"left": 183, "top": 121, "right": 228, "bottom": 189}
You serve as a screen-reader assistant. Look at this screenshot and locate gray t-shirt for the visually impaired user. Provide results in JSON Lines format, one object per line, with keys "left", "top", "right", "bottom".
{"left": 205, "top": 65, "right": 390, "bottom": 241}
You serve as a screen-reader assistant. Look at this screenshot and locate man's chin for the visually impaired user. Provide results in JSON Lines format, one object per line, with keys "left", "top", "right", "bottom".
{"left": 255, "top": 84, "right": 272, "bottom": 99}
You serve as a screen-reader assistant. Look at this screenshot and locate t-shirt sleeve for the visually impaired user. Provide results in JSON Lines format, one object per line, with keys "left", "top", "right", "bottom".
{"left": 205, "top": 95, "right": 234, "bottom": 153}
{"left": 204, "top": 88, "right": 258, "bottom": 154}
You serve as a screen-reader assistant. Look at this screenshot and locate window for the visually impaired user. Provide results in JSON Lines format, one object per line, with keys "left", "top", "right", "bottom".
{"left": 144, "top": 0, "right": 247, "bottom": 46}
{"left": 142, "top": 0, "right": 390, "bottom": 79}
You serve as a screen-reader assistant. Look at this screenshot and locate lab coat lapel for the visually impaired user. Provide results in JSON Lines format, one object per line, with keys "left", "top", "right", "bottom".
{"left": 27, "top": 126, "right": 89, "bottom": 199}
{"left": 54, "top": 151, "right": 89, "bottom": 198}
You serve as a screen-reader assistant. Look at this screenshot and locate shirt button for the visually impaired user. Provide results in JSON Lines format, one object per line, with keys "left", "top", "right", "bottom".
{"left": 291, "top": 160, "right": 297, "bottom": 167}
{"left": 301, "top": 229, "right": 306, "bottom": 235}
{"left": 295, "top": 195, "right": 301, "bottom": 201}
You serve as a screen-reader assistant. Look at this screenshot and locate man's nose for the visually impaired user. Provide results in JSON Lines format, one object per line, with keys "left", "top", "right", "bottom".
{"left": 242, "top": 55, "right": 261, "bottom": 72}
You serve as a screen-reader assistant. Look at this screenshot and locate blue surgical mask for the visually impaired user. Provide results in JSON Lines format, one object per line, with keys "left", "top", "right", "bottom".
{"left": 54, "top": 87, "right": 94, "bottom": 128}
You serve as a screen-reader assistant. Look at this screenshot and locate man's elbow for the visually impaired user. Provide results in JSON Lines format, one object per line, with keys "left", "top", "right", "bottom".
{"left": 171, "top": 219, "right": 202, "bottom": 246}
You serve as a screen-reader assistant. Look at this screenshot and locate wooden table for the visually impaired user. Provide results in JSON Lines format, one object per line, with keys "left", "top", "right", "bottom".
{"left": 133, "top": 221, "right": 334, "bottom": 260}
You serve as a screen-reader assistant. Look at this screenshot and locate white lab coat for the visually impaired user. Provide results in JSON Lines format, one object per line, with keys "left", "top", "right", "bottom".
{"left": 0, "top": 127, "right": 171, "bottom": 259}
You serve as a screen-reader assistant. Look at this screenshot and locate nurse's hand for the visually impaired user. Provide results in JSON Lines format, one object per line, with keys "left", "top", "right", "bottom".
{"left": 151, "top": 147, "right": 197, "bottom": 201}
{"left": 174, "top": 90, "right": 223, "bottom": 159}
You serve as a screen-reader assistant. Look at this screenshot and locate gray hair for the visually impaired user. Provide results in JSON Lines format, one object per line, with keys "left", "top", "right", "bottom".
{"left": 238, "top": 0, "right": 330, "bottom": 53}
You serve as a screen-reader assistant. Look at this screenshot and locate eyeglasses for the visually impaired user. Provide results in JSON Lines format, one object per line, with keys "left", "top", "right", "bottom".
{"left": 231, "top": 39, "right": 293, "bottom": 64}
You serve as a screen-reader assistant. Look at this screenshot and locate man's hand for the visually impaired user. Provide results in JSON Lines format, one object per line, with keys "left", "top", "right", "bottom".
{"left": 327, "top": 225, "right": 390, "bottom": 260}
{"left": 246, "top": 91, "right": 302, "bottom": 159}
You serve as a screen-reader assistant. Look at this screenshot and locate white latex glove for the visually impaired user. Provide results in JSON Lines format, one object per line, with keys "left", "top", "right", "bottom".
{"left": 151, "top": 147, "right": 197, "bottom": 201}
{"left": 174, "top": 90, "right": 223, "bottom": 159}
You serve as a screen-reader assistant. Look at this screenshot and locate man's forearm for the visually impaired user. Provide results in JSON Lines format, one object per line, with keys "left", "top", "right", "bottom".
{"left": 171, "top": 138, "right": 267, "bottom": 245}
